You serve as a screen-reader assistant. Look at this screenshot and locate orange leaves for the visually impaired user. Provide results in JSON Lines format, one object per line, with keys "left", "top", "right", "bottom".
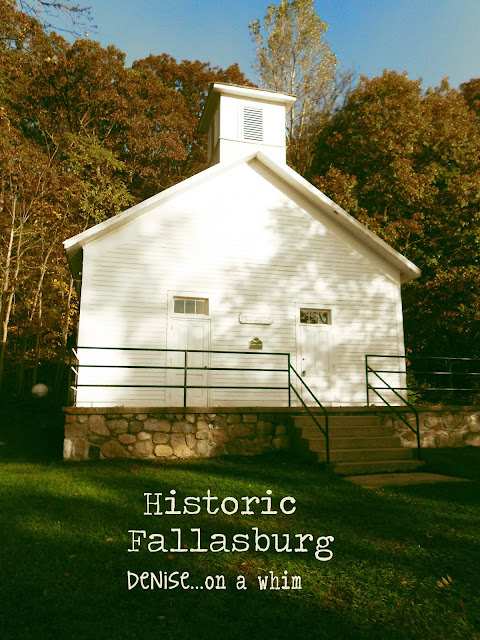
{"left": 437, "top": 575, "right": 453, "bottom": 588}
{"left": 311, "top": 69, "right": 480, "bottom": 360}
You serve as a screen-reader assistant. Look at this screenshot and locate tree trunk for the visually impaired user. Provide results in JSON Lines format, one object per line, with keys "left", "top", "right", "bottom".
{"left": 32, "top": 292, "right": 42, "bottom": 386}
{"left": 15, "top": 326, "right": 31, "bottom": 396}
{"left": 0, "top": 201, "right": 23, "bottom": 391}
{"left": 0, "top": 289, "right": 15, "bottom": 390}
{"left": 54, "top": 276, "right": 74, "bottom": 398}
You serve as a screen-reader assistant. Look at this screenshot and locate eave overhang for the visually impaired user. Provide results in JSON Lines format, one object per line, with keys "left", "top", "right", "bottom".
{"left": 64, "top": 150, "right": 421, "bottom": 284}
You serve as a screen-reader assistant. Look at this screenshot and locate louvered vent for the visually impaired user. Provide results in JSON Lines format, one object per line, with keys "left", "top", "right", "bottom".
{"left": 243, "top": 107, "right": 263, "bottom": 142}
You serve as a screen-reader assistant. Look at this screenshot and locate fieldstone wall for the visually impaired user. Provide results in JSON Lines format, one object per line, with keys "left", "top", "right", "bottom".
{"left": 64, "top": 406, "right": 480, "bottom": 461}
{"left": 63, "top": 408, "right": 289, "bottom": 461}
{"left": 387, "top": 408, "right": 480, "bottom": 449}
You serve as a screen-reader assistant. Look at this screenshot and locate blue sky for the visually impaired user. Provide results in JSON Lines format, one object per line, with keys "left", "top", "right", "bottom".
{"left": 79, "top": 0, "right": 480, "bottom": 90}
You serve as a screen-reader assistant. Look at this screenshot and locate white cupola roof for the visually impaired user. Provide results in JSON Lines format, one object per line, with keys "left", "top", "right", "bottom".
{"left": 198, "top": 83, "right": 296, "bottom": 166}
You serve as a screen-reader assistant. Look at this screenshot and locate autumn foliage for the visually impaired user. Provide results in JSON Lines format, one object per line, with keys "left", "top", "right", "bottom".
{"left": 311, "top": 71, "right": 480, "bottom": 359}
{"left": 0, "top": 0, "right": 252, "bottom": 395}
{"left": 1, "top": 1, "right": 479, "bottom": 400}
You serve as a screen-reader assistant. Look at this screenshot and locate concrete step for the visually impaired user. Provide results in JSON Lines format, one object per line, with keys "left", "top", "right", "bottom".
{"left": 288, "top": 411, "right": 422, "bottom": 476}
{"left": 292, "top": 415, "right": 383, "bottom": 428}
{"left": 298, "top": 425, "right": 394, "bottom": 439}
{"left": 306, "top": 435, "right": 403, "bottom": 451}
{"left": 317, "top": 447, "right": 415, "bottom": 463}
{"left": 331, "top": 459, "right": 425, "bottom": 475}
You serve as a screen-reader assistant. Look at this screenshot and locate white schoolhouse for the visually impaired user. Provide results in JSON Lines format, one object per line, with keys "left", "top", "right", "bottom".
{"left": 64, "top": 83, "right": 420, "bottom": 408}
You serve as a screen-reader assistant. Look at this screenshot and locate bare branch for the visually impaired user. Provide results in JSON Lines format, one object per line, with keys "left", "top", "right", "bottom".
{"left": 9, "top": 0, "right": 95, "bottom": 35}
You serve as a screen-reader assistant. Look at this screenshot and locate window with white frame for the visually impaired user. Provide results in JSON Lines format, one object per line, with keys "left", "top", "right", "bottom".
{"left": 300, "top": 309, "right": 331, "bottom": 325}
{"left": 173, "top": 297, "right": 209, "bottom": 315}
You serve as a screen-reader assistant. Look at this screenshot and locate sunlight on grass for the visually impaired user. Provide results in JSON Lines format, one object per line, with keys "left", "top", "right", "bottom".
{"left": 0, "top": 453, "right": 479, "bottom": 639}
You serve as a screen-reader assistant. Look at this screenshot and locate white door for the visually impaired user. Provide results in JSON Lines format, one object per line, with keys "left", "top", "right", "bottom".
{"left": 298, "top": 321, "right": 333, "bottom": 406}
{"left": 167, "top": 318, "right": 210, "bottom": 406}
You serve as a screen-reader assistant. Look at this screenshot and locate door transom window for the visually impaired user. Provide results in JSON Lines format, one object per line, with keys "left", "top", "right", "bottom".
{"left": 300, "top": 309, "right": 331, "bottom": 325}
{"left": 173, "top": 297, "right": 209, "bottom": 315}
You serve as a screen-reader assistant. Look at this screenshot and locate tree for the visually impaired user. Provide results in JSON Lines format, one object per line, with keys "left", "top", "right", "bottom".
{"left": 6, "top": 0, "right": 93, "bottom": 35}
{"left": 0, "top": 113, "right": 78, "bottom": 390}
{"left": 11, "top": 34, "right": 252, "bottom": 201}
{"left": 133, "top": 54, "right": 254, "bottom": 184}
{"left": 460, "top": 78, "right": 480, "bottom": 122}
{"left": 0, "top": 0, "right": 255, "bottom": 396}
{"left": 311, "top": 70, "right": 480, "bottom": 357}
{"left": 0, "top": 4, "right": 131, "bottom": 391}
{"left": 7, "top": 30, "right": 199, "bottom": 200}
{"left": 249, "top": 0, "right": 353, "bottom": 174}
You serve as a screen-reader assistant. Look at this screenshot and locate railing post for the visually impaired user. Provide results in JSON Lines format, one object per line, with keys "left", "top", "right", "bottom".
{"left": 184, "top": 350, "right": 188, "bottom": 407}
{"left": 289, "top": 364, "right": 329, "bottom": 464}
{"left": 325, "top": 422, "right": 330, "bottom": 464}
{"left": 67, "top": 348, "right": 72, "bottom": 406}
{"left": 402, "top": 354, "right": 408, "bottom": 404}
{"left": 365, "top": 355, "right": 370, "bottom": 405}
{"left": 448, "top": 357, "right": 453, "bottom": 403}
{"left": 287, "top": 354, "right": 291, "bottom": 407}
{"left": 369, "top": 368, "right": 421, "bottom": 461}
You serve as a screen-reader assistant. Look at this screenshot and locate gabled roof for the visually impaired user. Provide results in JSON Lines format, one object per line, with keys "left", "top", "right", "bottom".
{"left": 64, "top": 150, "right": 421, "bottom": 283}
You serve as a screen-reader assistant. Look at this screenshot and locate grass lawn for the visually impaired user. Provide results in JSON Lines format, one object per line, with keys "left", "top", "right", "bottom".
{"left": 0, "top": 408, "right": 479, "bottom": 639}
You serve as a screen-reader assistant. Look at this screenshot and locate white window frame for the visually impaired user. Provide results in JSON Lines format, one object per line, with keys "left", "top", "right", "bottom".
{"left": 299, "top": 308, "right": 332, "bottom": 326}
{"left": 296, "top": 303, "right": 336, "bottom": 327}
{"left": 173, "top": 297, "right": 209, "bottom": 317}
{"left": 167, "top": 290, "right": 214, "bottom": 320}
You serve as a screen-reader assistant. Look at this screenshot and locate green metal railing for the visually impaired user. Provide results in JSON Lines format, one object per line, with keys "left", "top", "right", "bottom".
{"left": 288, "top": 364, "right": 330, "bottom": 463}
{"left": 69, "top": 346, "right": 330, "bottom": 462}
{"left": 366, "top": 354, "right": 480, "bottom": 406}
{"left": 364, "top": 353, "right": 480, "bottom": 460}
{"left": 365, "top": 361, "right": 421, "bottom": 458}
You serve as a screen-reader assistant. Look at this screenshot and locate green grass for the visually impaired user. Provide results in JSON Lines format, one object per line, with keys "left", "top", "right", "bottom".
{"left": 0, "top": 414, "right": 479, "bottom": 639}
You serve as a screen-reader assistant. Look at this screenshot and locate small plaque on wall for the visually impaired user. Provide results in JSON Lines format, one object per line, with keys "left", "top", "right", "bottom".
{"left": 239, "top": 313, "right": 273, "bottom": 325}
{"left": 249, "top": 337, "right": 263, "bottom": 350}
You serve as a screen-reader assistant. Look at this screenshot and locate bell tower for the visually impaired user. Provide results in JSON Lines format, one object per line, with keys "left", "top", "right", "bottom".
{"left": 198, "top": 83, "right": 296, "bottom": 167}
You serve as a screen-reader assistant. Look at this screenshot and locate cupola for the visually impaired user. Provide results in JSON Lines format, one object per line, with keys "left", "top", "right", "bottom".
{"left": 198, "top": 83, "right": 296, "bottom": 166}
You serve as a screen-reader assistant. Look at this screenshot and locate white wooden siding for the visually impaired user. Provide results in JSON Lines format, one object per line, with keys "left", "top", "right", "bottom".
{"left": 76, "top": 160, "right": 405, "bottom": 407}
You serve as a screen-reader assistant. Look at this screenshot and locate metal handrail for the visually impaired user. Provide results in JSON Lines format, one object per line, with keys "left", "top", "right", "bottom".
{"left": 70, "top": 346, "right": 292, "bottom": 406}
{"left": 366, "top": 354, "right": 480, "bottom": 404}
{"left": 74, "top": 346, "right": 292, "bottom": 355}
{"left": 366, "top": 365, "right": 421, "bottom": 459}
{"left": 288, "top": 364, "right": 330, "bottom": 464}
{"left": 69, "top": 346, "right": 331, "bottom": 462}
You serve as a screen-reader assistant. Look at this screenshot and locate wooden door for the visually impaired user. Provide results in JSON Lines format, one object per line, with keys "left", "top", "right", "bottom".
{"left": 298, "top": 319, "right": 333, "bottom": 405}
{"left": 167, "top": 319, "right": 210, "bottom": 406}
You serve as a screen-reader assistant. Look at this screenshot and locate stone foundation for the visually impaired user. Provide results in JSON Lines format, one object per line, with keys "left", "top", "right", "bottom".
{"left": 385, "top": 407, "right": 480, "bottom": 449}
{"left": 63, "top": 405, "right": 480, "bottom": 461}
{"left": 63, "top": 407, "right": 290, "bottom": 461}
